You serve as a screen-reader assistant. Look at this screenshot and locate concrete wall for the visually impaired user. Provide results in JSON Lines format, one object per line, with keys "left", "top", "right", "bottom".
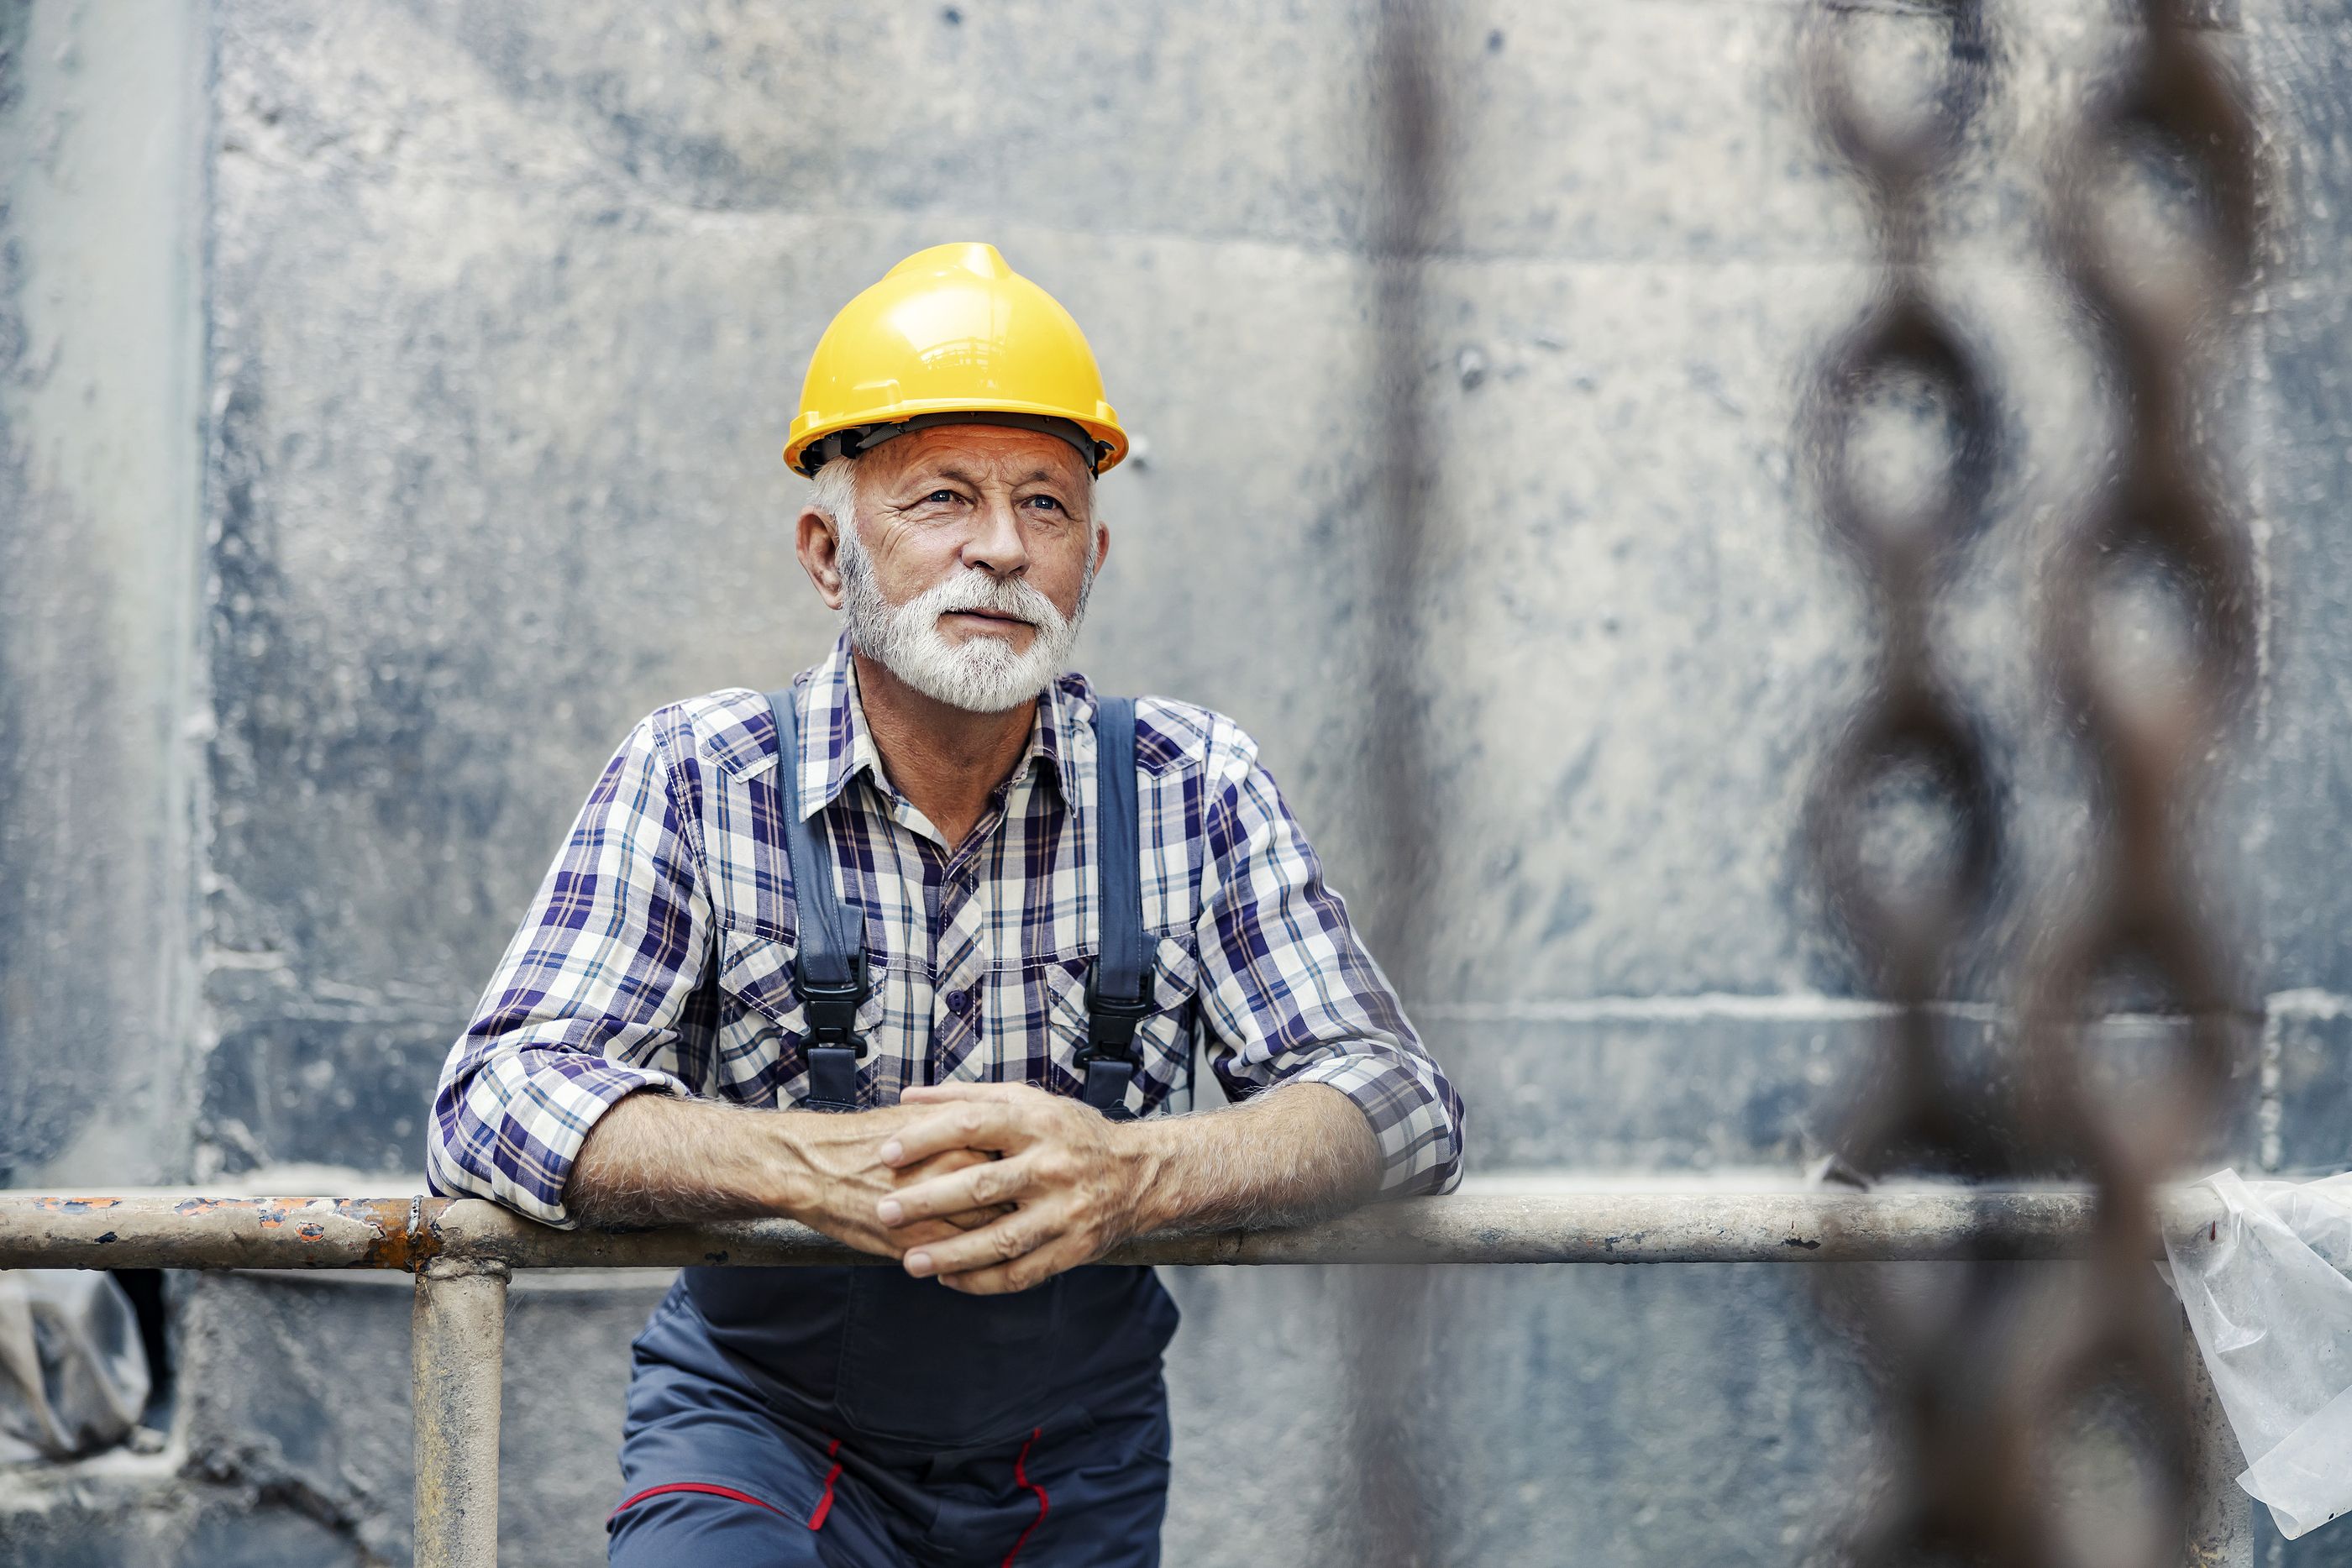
{"left": 5, "top": 1, "right": 2352, "bottom": 1563}
{"left": 0, "top": 0, "right": 207, "bottom": 1196}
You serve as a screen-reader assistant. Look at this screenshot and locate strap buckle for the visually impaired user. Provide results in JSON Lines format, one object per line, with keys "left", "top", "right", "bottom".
{"left": 794, "top": 947, "right": 871, "bottom": 1057}
{"left": 1077, "top": 962, "right": 1156, "bottom": 1066}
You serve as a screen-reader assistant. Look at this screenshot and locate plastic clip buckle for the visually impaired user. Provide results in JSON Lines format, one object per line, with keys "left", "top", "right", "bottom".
{"left": 794, "top": 947, "right": 871, "bottom": 1057}
{"left": 1078, "top": 962, "right": 1156, "bottom": 1066}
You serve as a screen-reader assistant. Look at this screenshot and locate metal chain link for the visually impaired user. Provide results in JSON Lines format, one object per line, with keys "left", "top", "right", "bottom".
{"left": 1803, "top": 0, "right": 2007, "bottom": 1181}
{"left": 1803, "top": 0, "right": 2263, "bottom": 1561}
{"left": 2012, "top": 0, "right": 2263, "bottom": 1559}
{"left": 1798, "top": 5, "right": 2028, "bottom": 1560}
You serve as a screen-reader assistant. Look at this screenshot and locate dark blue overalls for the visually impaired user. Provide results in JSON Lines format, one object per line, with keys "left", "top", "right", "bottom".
{"left": 607, "top": 694, "right": 1179, "bottom": 1567}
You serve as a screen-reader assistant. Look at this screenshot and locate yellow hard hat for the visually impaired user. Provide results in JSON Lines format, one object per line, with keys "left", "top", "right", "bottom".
{"left": 785, "top": 243, "right": 1128, "bottom": 478}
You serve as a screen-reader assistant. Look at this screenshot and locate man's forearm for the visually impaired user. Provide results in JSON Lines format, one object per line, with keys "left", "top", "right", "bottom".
{"left": 564, "top": 1090, "right": 1006, "bottom": 1255}
{"left": 1123, "top": 1081, "right": 1382, "bottom": 1235}
{"left": 564, "top": 1091, "right": 799, "bottom": 1225}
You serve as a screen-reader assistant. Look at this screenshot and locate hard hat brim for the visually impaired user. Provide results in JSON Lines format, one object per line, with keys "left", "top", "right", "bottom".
{"left": 785, "top": 397, "right": 1127, "bottom": 478}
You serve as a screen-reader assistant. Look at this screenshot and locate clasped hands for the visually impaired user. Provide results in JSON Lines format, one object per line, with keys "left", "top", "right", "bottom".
{"left": 795, "top": 1083, "right": 1159, "bottom": 1296}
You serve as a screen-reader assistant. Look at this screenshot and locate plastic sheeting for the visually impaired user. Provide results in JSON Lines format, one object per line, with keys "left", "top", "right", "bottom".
{"left": 0, "top": 1270, "right": 152, "bottom": 1463}
{"left": 2164, "top": 1168, "right": 2352, "bottom": 1540}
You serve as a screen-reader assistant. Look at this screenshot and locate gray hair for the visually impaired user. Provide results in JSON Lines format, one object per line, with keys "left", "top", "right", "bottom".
{"left": 807, "top": 455, "right": 861, "bottom": 535}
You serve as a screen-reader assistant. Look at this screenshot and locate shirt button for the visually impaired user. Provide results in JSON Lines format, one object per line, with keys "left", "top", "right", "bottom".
{"left": 946, "top": 989, "right": 973, "bottom": 1015}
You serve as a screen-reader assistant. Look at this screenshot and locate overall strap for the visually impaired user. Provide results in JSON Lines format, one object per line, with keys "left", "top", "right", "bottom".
{"left": 1080, "top": 696, "right": 1152, "bottom": 1118}
{"left": 767, "top": 687, "right": 869, "bottom": 1112}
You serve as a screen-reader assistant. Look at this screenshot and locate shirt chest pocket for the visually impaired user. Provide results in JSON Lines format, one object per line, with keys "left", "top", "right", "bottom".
{"left": 1037, "top": 936, "right": 1203, "bottom": 1114}
{"left": 714, "top": 926, "right": 890, "bottom": 1090}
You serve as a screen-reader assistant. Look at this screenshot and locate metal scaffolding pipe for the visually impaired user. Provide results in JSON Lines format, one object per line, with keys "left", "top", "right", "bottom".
{"left": 0, "top": 1185, "right": 2252, "bottom": 1568}
{"left": 0, "top": 1194, "right": 429, "bottom": 1270}
{"left": 2183, "top": 1319, "right": 2253, "bottom": 1568}
{"left": 432, "top": 1189, "right": 2199, "bottom": 1268}
{"left": 412, "top": 1258, "right": 509, "bottom": 1568}
{"left": 0, "top": 1188, "right": 2229, "bottom": 1272}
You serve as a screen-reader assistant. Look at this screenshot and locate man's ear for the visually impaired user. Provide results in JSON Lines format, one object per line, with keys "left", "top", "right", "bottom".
{"left": 1090, "top": 520, "right": 1110, "bottom": 577}
{"left": 796, "top": 506, "right": 848, "bottom": 611}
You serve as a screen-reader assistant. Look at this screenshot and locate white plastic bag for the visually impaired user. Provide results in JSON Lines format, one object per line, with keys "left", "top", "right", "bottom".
{"left": 0, "top": 1270, "right": 153, "bottom": 1463}
{"left": 2162, "top": 1168, "right": 2352, "bottom": 1539}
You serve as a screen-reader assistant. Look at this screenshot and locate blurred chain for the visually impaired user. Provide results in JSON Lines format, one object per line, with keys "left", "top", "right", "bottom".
{"left": 1362, "top": 2, "right": 1441, "bottom": 984}
{"left": 1337, "top": 3, "right": 1445, "bottom": 1565}
{"left": 1799, "top": 3, "right": 2023, "bottom": 1559}
{"left": 1804, "top": 0, "right": 2263, "bottom": 1562}
{"left": 2014, "top": 0, "right": 2262, "bottom": 1560}
{"left": 1803, "top": 0, "right": 2005, "bottom": 1177}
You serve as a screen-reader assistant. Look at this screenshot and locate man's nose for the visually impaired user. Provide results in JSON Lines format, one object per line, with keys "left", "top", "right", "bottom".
{"left": 958, "top": 496, "right": 1030, "bottom": 577}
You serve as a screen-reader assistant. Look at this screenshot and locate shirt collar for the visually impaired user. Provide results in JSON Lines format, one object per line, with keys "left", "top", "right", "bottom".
{"left": 1032, "top": 669, "right": 1087, "bottom": 807}
{"left": 784, "top": 632, "right": 1085, "bottom": 821}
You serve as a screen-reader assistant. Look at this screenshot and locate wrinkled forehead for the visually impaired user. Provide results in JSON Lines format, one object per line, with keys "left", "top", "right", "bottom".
{"left": 859, "top": 424, "right": 1095, "bottom": 501}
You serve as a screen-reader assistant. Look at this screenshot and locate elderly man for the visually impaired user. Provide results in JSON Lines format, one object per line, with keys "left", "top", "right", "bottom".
{"left": 428, "top": 243, "right": 1463, "bottom": 1567}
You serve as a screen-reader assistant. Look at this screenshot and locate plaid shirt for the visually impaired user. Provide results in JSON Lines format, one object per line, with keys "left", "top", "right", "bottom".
{"left": 428, "top": 635, "right": 1464, "bottom": 1226}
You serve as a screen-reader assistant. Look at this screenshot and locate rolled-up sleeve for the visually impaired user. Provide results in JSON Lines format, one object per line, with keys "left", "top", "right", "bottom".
{"left": 427, "top": 715, "right": 711, "bottom": 1226}
{"left": 1192, "top": 737, "right": 1464, "bottom": 1194}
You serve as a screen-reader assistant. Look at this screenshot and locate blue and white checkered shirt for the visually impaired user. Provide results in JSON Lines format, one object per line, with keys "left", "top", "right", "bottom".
{"left": 428, "top": 635, "right": 1465, "bottom": 1226}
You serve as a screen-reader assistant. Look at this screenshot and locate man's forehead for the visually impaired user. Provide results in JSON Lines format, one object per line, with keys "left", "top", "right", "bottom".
{"left": 869, "top": 426, "right": 1091, "bottom": 489}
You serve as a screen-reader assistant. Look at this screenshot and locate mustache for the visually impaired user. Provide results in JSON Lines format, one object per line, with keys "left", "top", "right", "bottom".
{"left": 915, "top": 569, "right": 1068, "bottom": 632}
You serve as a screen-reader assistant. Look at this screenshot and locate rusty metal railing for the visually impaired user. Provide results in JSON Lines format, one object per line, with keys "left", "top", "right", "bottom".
{"left": 0, "top": 1188, "right": 2250, "bottom": 1567}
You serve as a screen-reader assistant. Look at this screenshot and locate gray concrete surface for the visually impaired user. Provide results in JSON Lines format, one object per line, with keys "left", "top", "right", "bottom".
{"left": 0, "top": 0, "right": 207, "bottom": 1195}
{"left": 5, "top": 0, "right": 2351, "bottom": 1563}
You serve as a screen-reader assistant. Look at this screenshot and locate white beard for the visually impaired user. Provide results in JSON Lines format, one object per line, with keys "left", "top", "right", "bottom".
{"left": 837, "top": 529, "right": 1093, "bottom": 713}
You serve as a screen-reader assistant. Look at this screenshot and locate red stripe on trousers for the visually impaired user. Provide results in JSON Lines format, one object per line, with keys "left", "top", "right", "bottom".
{"left": 1001, "top": 1427, "right": 1049, "bottom": 1566}
{"left": 609, "top": 1481, "right": 785, "bottom": 1522}
{"left": 808, "top": 1438, "right": 845, "bottom": 1532}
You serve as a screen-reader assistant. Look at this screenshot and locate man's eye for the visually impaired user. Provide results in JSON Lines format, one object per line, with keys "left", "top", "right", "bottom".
{"left": 924, "top": 490, "right": 959, "bottom": 506}
{"left": 1025, "top": 496, "right": 1063, "bottom": 511}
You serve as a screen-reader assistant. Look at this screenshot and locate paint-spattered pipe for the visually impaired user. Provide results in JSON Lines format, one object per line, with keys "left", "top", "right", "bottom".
{"left": 0, "top": 1188, "right": 2229, "bottom": 1272}
{"left": 0, "top": 1194, "right": 431, "bottom": 1271}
